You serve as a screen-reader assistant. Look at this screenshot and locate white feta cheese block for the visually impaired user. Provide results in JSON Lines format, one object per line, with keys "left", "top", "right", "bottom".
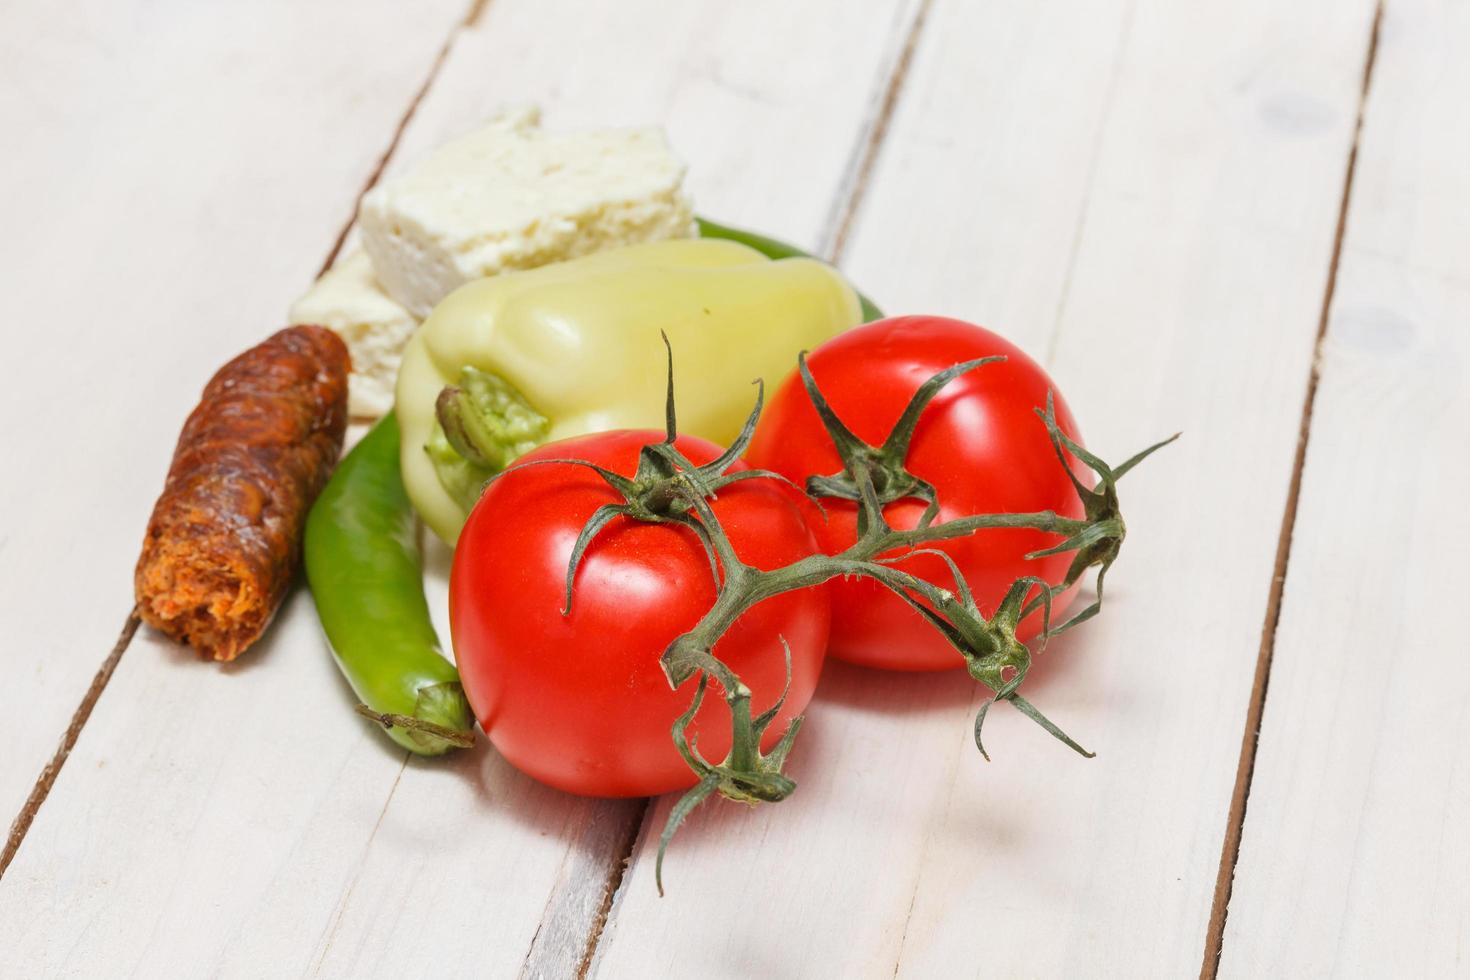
{"left": 359, "top": 115, "right": 697, "bottom": 317}
{"left": 288, "top": 250, "right": 418, "bottom": 418}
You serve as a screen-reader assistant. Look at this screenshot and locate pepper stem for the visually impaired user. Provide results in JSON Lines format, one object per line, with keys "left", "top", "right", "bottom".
{"left": 353, "top": 696, "right": 476, "bottom": 751}
{"left": 427, "top": 366, "right": 552, "bottom": 511}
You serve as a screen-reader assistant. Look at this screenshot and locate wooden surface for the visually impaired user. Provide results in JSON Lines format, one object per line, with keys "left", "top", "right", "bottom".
{"left": 1, "top": 0, "right": 1463, "bottom": 977}
{"left": 1219, "top": 0, "right": 1470, "bottom": 975}
{"left": 0, "top": 0, "right": 471, "bottom": 857}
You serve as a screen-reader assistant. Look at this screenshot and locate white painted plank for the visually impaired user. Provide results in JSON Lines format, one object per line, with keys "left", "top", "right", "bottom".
{"left": 0, "top": 0, "right": 917, "bottom": 975}
{"left": 0, "top": 0, "right": 470, "bottom": 839}
{"left": 1219, "top": 2, "right": 1470, "bottom": 975}
{"left": 592, "top": 1, "right": 1379, "bottom": 976}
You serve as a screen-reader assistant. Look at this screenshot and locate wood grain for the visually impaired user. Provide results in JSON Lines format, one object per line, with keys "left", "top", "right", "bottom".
{"left": 590, "top": 1, "right": 1382, "bottom": 976}
{"left": 0, "top": 0, "right": 919, "bottom": 975}
{"left": 0, "top": 0, "right": 471, "bottom": 841}
{"left": 1219, "top": 0, "right": 1470, "bottom": 974}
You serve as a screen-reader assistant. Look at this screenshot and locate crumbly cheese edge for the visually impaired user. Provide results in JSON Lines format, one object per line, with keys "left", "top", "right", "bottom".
{"left": 446, "top": 189, "right": 697, "bottom": 275}
{"left": 362, "top": 188, "right": 697, "bottom": 316}
{"left": 288, "top": 254, "right": 419, "bottom": 418}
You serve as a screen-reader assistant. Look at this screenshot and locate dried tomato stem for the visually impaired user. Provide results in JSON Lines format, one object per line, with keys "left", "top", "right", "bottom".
{"left": 352, "top": 703, "right": 477, "bottom": 748}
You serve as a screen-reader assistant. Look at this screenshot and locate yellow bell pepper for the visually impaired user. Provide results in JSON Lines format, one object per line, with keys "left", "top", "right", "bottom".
{"left": 396, "top": 238, "right": 861, "bottom": 543}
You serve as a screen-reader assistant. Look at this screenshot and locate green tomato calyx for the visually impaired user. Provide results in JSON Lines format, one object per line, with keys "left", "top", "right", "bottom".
{"left": 799, "top": 352, "right": 1005, "bottom": 533}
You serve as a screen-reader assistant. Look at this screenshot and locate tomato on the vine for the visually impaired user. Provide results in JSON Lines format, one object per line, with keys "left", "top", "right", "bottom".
{"left": 450, "top": 430, "right": 828, "bottom": 797}
{"left": 746, "top": 315, "right": 1089, "bottom": 672}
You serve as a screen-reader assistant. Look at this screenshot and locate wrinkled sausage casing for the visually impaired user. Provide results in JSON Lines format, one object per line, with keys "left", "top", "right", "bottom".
{"left": 135, "top": 326, "right": 349, "bottom": 661}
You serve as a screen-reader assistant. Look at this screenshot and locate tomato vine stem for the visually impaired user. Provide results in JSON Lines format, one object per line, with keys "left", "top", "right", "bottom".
{"left": 551, "top": 339, "right": 1177, "bottom": 893}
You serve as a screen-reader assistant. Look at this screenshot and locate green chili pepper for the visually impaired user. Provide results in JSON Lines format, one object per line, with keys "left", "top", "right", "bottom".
{"left": 304, "top": 412, "right": 475, "bottom": 755}
{"left": 696, "top": 217, "right": 884, "bottom": 323}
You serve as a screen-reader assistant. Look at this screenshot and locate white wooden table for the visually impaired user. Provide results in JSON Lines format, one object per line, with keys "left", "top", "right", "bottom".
{"left": 2, "top": 1, "right": 1464, "bottom": 976}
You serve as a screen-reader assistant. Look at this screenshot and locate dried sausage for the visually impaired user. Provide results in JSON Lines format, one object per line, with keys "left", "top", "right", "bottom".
{"left": 135, "top": 326, "right": 349, "bottom": 661}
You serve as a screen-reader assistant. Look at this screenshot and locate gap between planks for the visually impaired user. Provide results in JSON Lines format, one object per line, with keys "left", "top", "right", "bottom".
{"left": 571, "top": 810, "right": 644, "bottom": 980}
{"left": 0, "top": 0, "right": 488, "bottom": 884}
{"left": 1198, "top": 3, "right": 1386, "bottom": 976}
{"left": 822, "top": 0, "right": 934, "bottom": 265}
{"left": 318, "top": 0, "right": 496, "bottom": 276}
{"left": 0, "top": 612, "right": 138, "bottom": 878}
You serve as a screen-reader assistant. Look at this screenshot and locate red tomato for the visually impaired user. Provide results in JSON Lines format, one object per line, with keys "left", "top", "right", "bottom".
{"left": 746, "top": 315, "right": 1088, "bottom": 672}
{"left": 450, "top": 430, "right": 828, "bottom": 797}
